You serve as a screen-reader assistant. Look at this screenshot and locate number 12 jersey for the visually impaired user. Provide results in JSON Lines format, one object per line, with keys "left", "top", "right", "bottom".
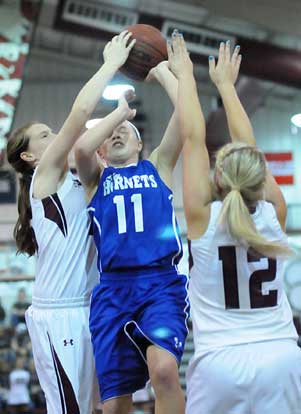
{"left": 188, "top": 200, "right": 298, "bottom": 356}
{"left": 88, "top": 160, "right": 183, "bottom": 274}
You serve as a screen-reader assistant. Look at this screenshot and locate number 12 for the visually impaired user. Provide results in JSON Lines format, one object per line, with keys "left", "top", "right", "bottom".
{"left": 218, "top": 246, "right": 278, "bottom": 309}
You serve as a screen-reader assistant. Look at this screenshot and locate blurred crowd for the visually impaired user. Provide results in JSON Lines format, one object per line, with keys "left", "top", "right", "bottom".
{"left": 0, "top": 288, "right": 299, "bottom": 414}
{"left": 0, "top": 288, "right": 155, "bottom": 414}
{"left": 0, "top": 289, "right": 45, "bottom": 414}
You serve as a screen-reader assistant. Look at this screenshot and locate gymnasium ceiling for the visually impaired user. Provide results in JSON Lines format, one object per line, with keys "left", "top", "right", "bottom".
{"left": 172, "top": 0, "right": 301, "bottom": 38}
{"left": 28, "top": 0, "right": 301, "bottom": 87}
{"left": 15, "top": 0, "right": 298, "bottom": 152}
{"left": 1, "top": 0, "right": 300, "bottom": 147}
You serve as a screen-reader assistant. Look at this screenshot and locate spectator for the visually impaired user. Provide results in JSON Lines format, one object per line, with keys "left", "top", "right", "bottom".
{"left": 11, "top": 324, "right": 32, "bottom": 364}
{"left": 7, "top": 357, "right": 31, "bottom": 414}
{"left": 0, "top": 327, "right": 15, "bottom": 388}
{"left": 0, "top": 298, "right": 6, "bottom": 325}
{"left": 10, "top": 289, "right": 30, "bottom": 327}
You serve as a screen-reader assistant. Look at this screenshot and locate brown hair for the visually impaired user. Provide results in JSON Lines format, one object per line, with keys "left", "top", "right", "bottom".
{"left": 214, "top": 142, "right": 291, "bottom": 258}
{"left": 7, "top": 123, "right": 38, "bottom": 256}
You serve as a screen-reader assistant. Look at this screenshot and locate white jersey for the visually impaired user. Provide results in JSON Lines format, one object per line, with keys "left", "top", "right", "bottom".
{"left": 7, "top": 369, "right": 30, "bottom": 405}
{"left": 189, "top": 200, "right": 298, "bottom": 356}
{"left": 30, "top": 169, "right": 98, "bottom": 305}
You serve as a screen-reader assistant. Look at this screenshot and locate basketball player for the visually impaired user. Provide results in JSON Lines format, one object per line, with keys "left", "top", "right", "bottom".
{"left": 170, "top": 34, "right": 301, "bottom": 414}
{"left": 74, "top": 32, "right": 188, "bottom": 414}
{"left": 7, "top": 31, "right": 136, "bottom": 414}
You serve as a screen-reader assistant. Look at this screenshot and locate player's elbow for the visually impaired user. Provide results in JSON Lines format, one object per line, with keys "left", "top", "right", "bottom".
{"left": 72, "top": 102, "right": 92, "bottom": 121}
{"left": 180, "top": 120, "right": 197, "bottom": 141}
{"left": 181, "top": 129, "right": 196, "bottom": 144}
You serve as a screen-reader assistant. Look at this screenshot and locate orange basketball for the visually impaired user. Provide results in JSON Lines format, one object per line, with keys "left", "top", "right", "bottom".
{"left": 120, "top": 24, "right": 168, "bottom": 81}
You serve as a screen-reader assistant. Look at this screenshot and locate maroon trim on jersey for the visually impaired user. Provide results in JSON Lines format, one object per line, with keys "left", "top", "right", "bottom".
{"left": 42, "top": 193, "right": 68, "bottom": 237}
{"left": 88, "top": 219, "right": 94, "bottom": 236}
{"left": 47, "top": 333, "right": 80, "bottom": 414}
{"left": 47, "top": 332, "right": 65, "bottom": 413}
{"left": 187, "top": 239, "right": 194, "bottom": 271}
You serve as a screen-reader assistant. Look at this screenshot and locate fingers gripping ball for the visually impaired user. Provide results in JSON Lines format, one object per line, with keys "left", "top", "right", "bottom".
{"left": 120, "top": 24, "right": 168, "bottom": 81}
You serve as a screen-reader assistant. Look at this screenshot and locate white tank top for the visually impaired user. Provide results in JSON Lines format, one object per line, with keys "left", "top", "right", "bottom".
{"left": 30, "top": 169, "right": 98, "bottom": 306}
{"left": 7, "top": 369, "right": 30, "bottom": 405}
{"left": 189, "top": 200, "right": 298, "bottom": 356}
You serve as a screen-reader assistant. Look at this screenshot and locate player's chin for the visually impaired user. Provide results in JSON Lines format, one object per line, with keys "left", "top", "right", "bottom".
{"left": 110, "top": 146, "right": 126, "bottom": 157}
{"left": 108, "top": 150, "right": 128, "bottom": 163}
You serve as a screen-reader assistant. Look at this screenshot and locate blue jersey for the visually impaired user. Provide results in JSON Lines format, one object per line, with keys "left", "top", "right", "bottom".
{"left": 88, "top": 160, "right": 183, "bottom": 273}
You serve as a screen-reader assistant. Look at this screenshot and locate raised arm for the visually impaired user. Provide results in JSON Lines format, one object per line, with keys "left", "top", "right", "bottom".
{"left": 169, "top": 33, "right": 210, "bottom": 239}
{"left": 209, "top": 42, "right": 253, "bottom": 144}
{"left": 74, "top": 90, "right": 136, "bottom": 199}
{"left": 33, "top": 31, "right": 135, "bottom": 199}
{"left": 147, "top": 58, "right": 181, "bottom": 186}
{"left": 210, "top": 41, "right": 287, "bottom": 229}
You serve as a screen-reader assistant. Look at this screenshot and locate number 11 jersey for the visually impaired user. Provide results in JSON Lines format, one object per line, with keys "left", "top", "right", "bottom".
{"left": 88, "top": 160, "right": 183, "bottom": 274}
{"left": 188, "top": 200, "right": 298, "bottom": 356}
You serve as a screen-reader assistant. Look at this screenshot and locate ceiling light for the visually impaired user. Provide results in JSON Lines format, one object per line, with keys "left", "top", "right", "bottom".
{"left": 102, "top": 84, "right": 134, "bottom": 101}
{"left": 291, "top": 113, "right": 301, "bottom": 128}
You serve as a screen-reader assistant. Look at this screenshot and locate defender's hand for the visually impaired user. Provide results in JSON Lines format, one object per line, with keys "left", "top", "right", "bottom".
{"left": 209, "top": 41, "right": 242, "bottom": 87}
{"left": 167, "top": 30, "right": 193, "bottom": 79}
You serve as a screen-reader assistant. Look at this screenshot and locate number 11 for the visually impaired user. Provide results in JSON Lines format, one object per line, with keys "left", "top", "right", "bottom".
{"left": 113, "top": 194, "right": 144, "bottom": 234}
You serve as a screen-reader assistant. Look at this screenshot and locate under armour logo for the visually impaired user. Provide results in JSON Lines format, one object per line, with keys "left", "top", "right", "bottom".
{"left": 73, "top": 179, "right": 82, "bottom": 188}
{"left": 63, "top": 339, "right": 74, "bottom": 346}
{"left": 174, "top": 337, "right": 183, "bottom": 349}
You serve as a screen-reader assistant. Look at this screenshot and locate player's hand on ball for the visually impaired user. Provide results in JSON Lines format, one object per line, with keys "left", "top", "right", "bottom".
{"left": 209, "top": 41, "right": 242, "bottom": 87}
{"left": 145, "top": 61, "right": 169, "bottom": 82}
{"left": 118, "top": 89, "right": 137, "bottom": 120}
{"left": 103, "top": 30, "right": 136, "bottom": 69}
{"left": 167, "top": 30, "right": 193, "bottom": 78}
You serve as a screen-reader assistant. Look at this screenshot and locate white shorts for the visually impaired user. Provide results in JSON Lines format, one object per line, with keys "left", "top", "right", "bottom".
{"left": 25, "top": 304, "right": 99, "bottom": 414}
{"left": 186, "top": 339, "right": 301, "bottom": 414}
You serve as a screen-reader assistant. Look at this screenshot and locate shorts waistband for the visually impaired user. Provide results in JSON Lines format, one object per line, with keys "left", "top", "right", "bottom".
{"left": 32, "top": 295, "right": 90, "bottom": 308}
{"left": 100, "top": 265, "right": 179, "bottom": 281}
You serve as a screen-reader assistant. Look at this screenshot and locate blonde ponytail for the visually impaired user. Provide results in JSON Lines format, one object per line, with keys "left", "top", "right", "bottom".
{"left": 214, "top": 143, "right": 292, "bottom": 259}
{"left": 218, "top": 188, "right": 291, "bottom": 258}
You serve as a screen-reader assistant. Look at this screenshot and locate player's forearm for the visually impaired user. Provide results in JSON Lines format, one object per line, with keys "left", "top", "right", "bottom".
{"left": 75, "top": 107, "right": 128, "bottom": 157}
{"left": 71, "top": 62, "right": 119, "bottom": 118}
{"left": 178, "top": 73, "right": 206, "bottom": 145}
{"left": 217, "top": 83, "right": 256, "bottom": 146}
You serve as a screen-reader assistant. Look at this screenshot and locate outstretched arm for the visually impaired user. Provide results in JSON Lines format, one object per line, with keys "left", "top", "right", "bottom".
{"left": 209, "top": 42, "right": 253, "bottom": 144}
{"left": 74, "top": 90, "right": 136, "bottom": 199}
{"left": 169, "top": 33, "right": 210, "bottom": 239}
{"left": 210, "top": 41, "right": 287, "bottom": 229}
{"left": 34, "top": 31, "right": 135, "bottom": 199}
{"left": 147, "top": 59, "right": 180, "bottom": 187}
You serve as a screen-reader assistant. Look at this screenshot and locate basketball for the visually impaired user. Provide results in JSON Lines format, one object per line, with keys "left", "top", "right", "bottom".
{"left": 120, "top": 24, "right": 168, "bottom": 81}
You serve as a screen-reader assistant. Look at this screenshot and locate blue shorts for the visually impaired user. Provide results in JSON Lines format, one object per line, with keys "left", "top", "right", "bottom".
{"left": 89, "top": 266, "right": 189, "bottom": 402}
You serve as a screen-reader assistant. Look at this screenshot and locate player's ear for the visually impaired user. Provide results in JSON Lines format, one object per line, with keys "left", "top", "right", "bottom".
{"left": 97, "top": 144, "right": 105, "bottom": 158}
{"left": 137, "top": 140, "right": 143, "bottom": 153}
{"left": 20, "top": 151, "right": 35, "bottom": 162}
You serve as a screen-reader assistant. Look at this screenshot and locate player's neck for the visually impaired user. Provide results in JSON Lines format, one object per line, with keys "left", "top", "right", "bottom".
{"left": 108, "top": 155, "right": 139, "bottom": 168}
